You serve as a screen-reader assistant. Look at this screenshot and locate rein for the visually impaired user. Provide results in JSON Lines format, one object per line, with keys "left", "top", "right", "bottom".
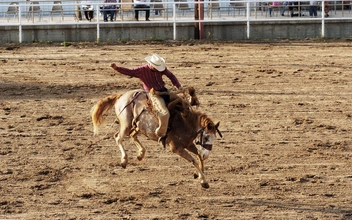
{"left": 116, "top": 91, "right": 144, "bottom": 117}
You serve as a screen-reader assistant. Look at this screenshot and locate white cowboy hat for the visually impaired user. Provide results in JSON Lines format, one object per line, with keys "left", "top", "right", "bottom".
{"left": 145, "top": 54, "right": 166, "bottom": 72}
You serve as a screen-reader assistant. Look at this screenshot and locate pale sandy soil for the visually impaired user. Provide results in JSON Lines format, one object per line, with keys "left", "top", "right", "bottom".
{"left": 1, "top": 40, "right": 352, "bottom": 219}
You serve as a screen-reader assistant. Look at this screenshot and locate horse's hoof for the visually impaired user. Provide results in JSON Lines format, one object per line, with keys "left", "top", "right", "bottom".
{"left": 121, "top": 159, "right": 128, "bottom": 169}
{"left": 193, "top": 173, "right": 199, "bottom": 179}
{"left": 137, "top": 151, "right": 145, "bottom": 161}
{"left": 201, "top": 182, "right": 210, "bottom": 188}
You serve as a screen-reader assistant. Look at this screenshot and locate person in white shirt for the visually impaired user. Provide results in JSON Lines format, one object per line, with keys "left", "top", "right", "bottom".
{"left": 82, "top": 1, "right": 94, "bottom": 21}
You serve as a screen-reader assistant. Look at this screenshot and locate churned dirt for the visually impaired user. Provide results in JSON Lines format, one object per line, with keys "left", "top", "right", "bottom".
{"left": 1, "top": 40, "right": 352, "bottom": 220}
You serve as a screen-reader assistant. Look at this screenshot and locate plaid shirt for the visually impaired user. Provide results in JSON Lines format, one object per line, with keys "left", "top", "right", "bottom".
{"left": 115, "top": 64, "right": 181, "bottom": 92}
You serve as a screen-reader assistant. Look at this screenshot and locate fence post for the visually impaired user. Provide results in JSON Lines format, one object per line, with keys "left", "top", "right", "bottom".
{"left": 194, "top": 0, "right": 199, "bottom": 39}
{"left": 322, "top": 0, "right": 325, "bottom": 37}
{"left": 173, "top": 3, "right": 176, "bottom": 40}
{"left": 19, "top": 6, "right": 22, "bottom": 43}
{"left": 75, "top": 0, "right": 82, "bottom": 20}
{"left": 247, "top": 1, "right": 250, "bottom": 39}
{"left": 199, "top": 0, "right": 204, "bottom": 39}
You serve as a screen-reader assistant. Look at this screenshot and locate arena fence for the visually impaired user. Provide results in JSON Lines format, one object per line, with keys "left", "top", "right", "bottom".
{"left": 1, "top": 0, "right": 352, "bottom": 43}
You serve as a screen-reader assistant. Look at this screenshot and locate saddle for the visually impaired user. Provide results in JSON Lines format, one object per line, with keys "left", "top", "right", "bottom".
{"left": 130, "top": 87, "right": 200, "bottom": 131}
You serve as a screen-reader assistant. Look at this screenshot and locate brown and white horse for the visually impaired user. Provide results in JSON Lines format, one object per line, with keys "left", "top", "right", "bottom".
{"left": 91, "top": 89, "right": 221, "bottom": 188}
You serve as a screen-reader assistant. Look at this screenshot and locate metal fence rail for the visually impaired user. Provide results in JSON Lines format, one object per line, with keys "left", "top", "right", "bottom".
{"left": 1, "top": 0, "right": 352, "bottom": 42}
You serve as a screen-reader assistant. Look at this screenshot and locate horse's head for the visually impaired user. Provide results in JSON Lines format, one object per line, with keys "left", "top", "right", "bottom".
{"left": 196, "top": 121, "right": 222, "bottom": 160}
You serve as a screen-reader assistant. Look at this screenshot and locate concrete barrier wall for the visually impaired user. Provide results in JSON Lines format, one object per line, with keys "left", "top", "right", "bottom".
{"left": 1, "top": 20, "right": 352, "bottom": 43}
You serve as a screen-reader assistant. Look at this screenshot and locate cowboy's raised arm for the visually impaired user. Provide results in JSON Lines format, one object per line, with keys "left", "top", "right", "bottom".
{"left": 110, "top": 63, "right": 143, "bottom": 78}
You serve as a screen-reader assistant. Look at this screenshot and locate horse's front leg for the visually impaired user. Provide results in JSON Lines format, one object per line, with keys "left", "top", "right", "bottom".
{"left": 170, "top": 144, "right": 209, "bottom": 188}
{"left": 186, "top": 143, "right": 204, "bottom": 179}
{"left": 197, "top": 154, "right": 204, "bottom": 174}
{"left": 129, "top": 128, "right": 146, "bottom": 161}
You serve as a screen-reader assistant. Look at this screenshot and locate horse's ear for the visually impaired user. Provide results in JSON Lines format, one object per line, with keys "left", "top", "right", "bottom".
{"left": 215, "top": 122, "right": 223, "bottom": 138}
{"left": 206, "top": 122, "right": 214, "bottom": 130}
{"left": 215, "top": 121, "right": 220, "bottom": 128}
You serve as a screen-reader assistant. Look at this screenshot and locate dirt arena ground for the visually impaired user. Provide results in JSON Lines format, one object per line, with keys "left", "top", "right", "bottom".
{"left": 1, "top": 40, "right": 352, "bottom": 220}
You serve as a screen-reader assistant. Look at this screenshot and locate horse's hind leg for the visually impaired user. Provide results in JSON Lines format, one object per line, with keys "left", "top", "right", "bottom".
{"left": 114, "top": 127, "right": 129, "bottom": 168}
{"left": 129, "top": 128, "right": 146, "bottom": 161}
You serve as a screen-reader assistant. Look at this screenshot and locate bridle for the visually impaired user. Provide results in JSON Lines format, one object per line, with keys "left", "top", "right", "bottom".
{"left": 195, "top": 126, "right": 222, "bottom": 151}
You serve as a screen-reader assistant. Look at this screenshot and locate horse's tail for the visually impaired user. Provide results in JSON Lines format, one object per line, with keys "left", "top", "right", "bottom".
{"left": 91, "top": 94, "right": 122, "bottom": 135}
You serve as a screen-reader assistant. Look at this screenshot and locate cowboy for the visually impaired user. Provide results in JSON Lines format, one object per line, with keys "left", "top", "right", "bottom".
{"left": 110, "top": 54, "right": 182, "bottom": 145}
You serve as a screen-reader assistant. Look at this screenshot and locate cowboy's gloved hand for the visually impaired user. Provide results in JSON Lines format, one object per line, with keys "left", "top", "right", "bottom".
{"left": 110, "top": 63, "right": 117, "bottom": 69}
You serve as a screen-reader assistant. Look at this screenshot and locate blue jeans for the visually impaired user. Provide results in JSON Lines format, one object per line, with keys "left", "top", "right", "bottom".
{"left": 103, "top": 6, "right": 116, "bottom": 21}
{"left": 280, "top": 2, "right": 288, "bottom": 15}
{"left": 134, "top": 5, "right": 150, "bottom": 20}
{"left": 309, "top": 5, "right": 317, "bottom": 17}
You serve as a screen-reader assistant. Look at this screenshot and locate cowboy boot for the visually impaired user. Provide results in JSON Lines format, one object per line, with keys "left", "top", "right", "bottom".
{"left": 156, "top": 113, "right": 169, "bottom": 148}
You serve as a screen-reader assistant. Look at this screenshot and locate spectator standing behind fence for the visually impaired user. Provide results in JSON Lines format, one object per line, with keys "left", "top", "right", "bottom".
{"left": 281, "top": 1, "right": 298, "bottom": 17}
{"left": 324, "top": 1, "right": 331, "bottom": 17}
{"left": 102, "top": 0, "right": 118, "bottom": 22}
{"left": 134, "top": 0, "right": 150, "bottom": 21}
{"left": 82, "top": 1, "right": 94, "bottom": 21}
{"left": 309, "top": 0, "right": 318, "bottom": 17}
{"left": 268, "top": 2, "right": 280, "bottom": 17}
{"left": 280, "top": 1, "right": 290, "bottom": 16}
{"left": 288, "top": 2, "right": 298, "bottom": 17}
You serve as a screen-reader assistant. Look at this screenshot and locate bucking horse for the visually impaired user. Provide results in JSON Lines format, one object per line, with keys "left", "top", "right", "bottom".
{"left": 91, "top": 87, "right": 222, "bottom": 188}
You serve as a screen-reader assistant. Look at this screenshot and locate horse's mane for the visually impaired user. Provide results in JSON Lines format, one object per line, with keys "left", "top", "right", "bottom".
{"left": 180, "top": 109, "right": 216, "bottom": 131}
{"left": 151, "top": 87, "right": 215, "bottom": 131}
{"left": 199, "top": 114, "right": 216, "bottom": 129}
